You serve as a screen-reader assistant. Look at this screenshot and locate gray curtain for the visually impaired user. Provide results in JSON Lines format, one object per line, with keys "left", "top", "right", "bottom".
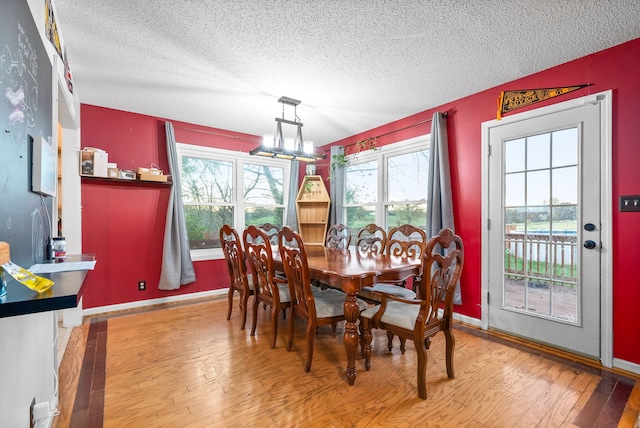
{"left": 285, "top": 160, "right": 299, "bottom": 229}
{"left": 426, "top": 112, "right": 461, "bottom": 304}
{"left": 329, "top": 146, "right": 344, "bottom": 226}
{"left": 158, "top": 122, "right": 196, "bottom": 290}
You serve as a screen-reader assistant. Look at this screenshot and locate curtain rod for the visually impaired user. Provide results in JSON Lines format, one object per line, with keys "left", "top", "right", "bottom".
{"left": 334, "top": 112, "right": 448, "bottom": 151}
{"left": 175, "top": 111, "right": 448, "bottom": 148}
{"left": 174, "top": 125, "right": 257, "bottom": 143}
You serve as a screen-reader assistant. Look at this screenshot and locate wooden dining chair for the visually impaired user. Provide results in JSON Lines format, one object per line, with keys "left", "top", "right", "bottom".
{"left": 325, "top": 223, "right": 352, "bottom": 249}
{"left": 360, "top": 228, "right": 464, "bottom": 399}
{"left": 361, "top": 224, "right": 425, "bottom": 305}
{"left": 257, "top": 222, "right": 285, "bottom": 277}
{"left": 355, "top": 223, "right": 387, "bottom": 255}
{"left": 386, "top": 224, "right": 427, "bottom": 260}
{"left": 243, "top": 225, "right": 292, "bottom": 349}
{"left": 220, "top": 225, "right": 254, "bottom": 330}
{"left": 279, "top": 226, "right": 368, "bottom": 372}
{"left": 257, "top": 222, "right": 280, "bottom": 246}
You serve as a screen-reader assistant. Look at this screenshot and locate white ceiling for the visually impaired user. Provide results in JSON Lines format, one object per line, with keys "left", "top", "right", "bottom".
{"left": 53, "top": 0, "right": 640, "bottom": 146}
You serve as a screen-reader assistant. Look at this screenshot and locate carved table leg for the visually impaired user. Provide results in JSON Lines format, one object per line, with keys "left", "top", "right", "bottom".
{"left": 343, "top": 292, "right": 360, "bottom": 385}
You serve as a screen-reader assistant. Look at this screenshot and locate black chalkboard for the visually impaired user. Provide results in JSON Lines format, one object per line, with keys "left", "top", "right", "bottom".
{"left": 0, "top": 1, "right": 54, "bottom": 267}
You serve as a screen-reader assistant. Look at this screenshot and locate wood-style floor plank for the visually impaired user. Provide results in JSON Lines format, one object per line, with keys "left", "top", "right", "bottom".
{"left": 53, "top": 296, "right": 639, "bottom": 427}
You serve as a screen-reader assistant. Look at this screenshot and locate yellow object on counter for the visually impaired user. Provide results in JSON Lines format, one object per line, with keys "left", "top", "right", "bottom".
{"left": 2, "top": 261, "right": 55, "bottom": 293}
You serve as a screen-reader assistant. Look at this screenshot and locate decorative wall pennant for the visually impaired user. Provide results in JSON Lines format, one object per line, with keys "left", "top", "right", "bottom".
{"left": 497, "top": 84, "right": 592, "bottom": 120}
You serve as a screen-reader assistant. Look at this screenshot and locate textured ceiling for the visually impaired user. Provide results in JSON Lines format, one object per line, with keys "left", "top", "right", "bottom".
{"left": 53, "top": 0, "right": 640, "bottom": 146}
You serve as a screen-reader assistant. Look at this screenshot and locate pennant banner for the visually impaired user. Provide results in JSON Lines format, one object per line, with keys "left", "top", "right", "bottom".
{"left": 497, "top": 84, "right": 592, "bottom": 120}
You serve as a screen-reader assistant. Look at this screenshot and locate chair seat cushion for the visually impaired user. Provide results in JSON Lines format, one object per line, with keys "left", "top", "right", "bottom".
{"left": 361, "top": 300, "right": 430, "bottom": 330}
{"left": 362, "top": 283, "right": 416, "bottom": 300}
{"left": 313, "top": 289, "right": 367, "bottom": 318}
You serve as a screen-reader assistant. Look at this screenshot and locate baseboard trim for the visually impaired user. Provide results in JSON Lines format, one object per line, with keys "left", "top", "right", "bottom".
{"left": 82, "top": 289, "right": 227, "bottom": 317}
{"left": 453, "top": 312, "right": 481, "bottom": 328}
{"left": 613, "top": 357, "right": 640, "bottom": 377}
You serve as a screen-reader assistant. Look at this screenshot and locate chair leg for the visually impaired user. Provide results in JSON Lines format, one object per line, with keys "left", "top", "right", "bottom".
{"left": 240, "top": 292, "right": 249, "bottom": 330}
{"left": 386, "top": 331, "right": 394, "bottom": 351}
{"left": 270, "top": 305, "right": 279, "bottom": 349}
{"left": 414, "top": 338, "right": 428, "bottom": 400}
{"left": 330, "top": 321, "right": 337, "bottom": 335}
{"left": 227, "top": 288, "right": 234, "bottom": 320}
{"left": 399, "top": 337, "right": 407, "bottom": 354}
{"left": 305, "top": 321, "right": 315, "bottom": 372}
{"left": 425, "top": 336, "right": 433, "bottom": 349}
{"left": 250, "top": 299, "right": 259, "bottom": 337}
{"left": 286, "top": 308, "right": 296, "bottom": 352}
{"left": 444, "top": 328, "right": 456, "bottom": 379}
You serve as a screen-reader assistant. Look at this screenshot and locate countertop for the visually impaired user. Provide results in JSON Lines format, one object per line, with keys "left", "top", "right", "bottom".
{"left": 0, "top": 255, "right": 93, "bottom": 318}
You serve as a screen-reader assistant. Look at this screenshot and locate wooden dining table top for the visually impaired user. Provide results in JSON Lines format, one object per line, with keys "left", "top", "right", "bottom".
{"left": 272, "top": 245, "right": 422, "bottom": 292}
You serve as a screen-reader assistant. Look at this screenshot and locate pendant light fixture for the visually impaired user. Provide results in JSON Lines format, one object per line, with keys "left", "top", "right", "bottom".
{"left": 250, "top": 96, "right": 325, "bottom": 163}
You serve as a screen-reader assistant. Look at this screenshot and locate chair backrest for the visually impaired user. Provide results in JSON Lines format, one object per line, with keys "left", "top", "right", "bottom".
{"left": 257, "top": 222, "right": 280, "bottom": 246}
{"left": 419, "top": 228, "right": 464, "bottom": 323}
{"left": 243, "top": 225, "right": 276, "bottom": 298}
{"left": 279, "top": 226, "right": 316, "bottom": 319}
{"left": 219, "top": 225, "right": 249, "bottom": 292}
{"left": 386, "top": 224, "right": 427, "bottom": 259}
{"left": 325, "top": 223, "right": 352, "bottom": 249}
{"left": 355, "top": 223, "right": 387, "bottom": 255}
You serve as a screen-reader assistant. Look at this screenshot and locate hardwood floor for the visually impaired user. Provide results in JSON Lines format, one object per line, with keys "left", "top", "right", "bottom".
{"left": 54, "top": 296, "right": 640, "bottom": 428}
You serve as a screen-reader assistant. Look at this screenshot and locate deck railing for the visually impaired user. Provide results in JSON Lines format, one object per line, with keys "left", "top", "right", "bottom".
{"left": 504, "top": 232, "right": 577, "bottom": 282}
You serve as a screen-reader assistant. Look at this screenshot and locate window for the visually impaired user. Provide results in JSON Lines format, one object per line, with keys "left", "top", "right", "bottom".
{"left": 344, "top": 136, "right": 429, "bottom": 233}
{"left": 177, "top": 143, "right": 290, "bottom": 260}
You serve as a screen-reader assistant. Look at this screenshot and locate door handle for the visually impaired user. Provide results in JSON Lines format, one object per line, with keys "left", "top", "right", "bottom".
{"left": 583, "top": 240, "right": 597, "bottom": 249}
{"left": 584, "top": 223, "right": 596, "bottom": 231}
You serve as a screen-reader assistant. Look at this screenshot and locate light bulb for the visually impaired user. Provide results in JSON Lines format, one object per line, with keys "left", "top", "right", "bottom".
{"left": 284, "top": 137, "right": 295, "bottom": 151}
{"left": 262, "top": 134, "right": 274, "bottom": 147}
{"left": 303, "top": 141, "right": 314, "bottom": 153}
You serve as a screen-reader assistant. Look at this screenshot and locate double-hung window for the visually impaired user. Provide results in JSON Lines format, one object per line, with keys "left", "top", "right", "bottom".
{"left": 176, "top": 143, "right": 290, "bottom": 260}
{"left": 344, "top": 136, "right": 430, "bottom": 232}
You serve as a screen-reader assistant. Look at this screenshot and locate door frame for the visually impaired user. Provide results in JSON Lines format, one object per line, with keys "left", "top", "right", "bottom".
{"left": 480, "top": 90, "right": 613, "bottom": 367}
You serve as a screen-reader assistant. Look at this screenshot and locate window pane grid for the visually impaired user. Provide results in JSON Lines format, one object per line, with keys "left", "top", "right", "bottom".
{"left": 344, "top": 137, "right": 429, "bottom": 232}
{"left": 502, "top": 128, "right": 578, "bottom": 323}
{"left": 177, "top": 145, "right": 289, "bottom": 257}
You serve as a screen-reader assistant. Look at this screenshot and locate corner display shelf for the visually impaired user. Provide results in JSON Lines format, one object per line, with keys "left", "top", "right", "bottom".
{"left": 296, "top": 175, "right": 330, "bottom": 246}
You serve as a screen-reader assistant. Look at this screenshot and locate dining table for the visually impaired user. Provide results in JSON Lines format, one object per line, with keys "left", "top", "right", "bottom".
{"left": 273, "top": 244, "right": 422, "bottom": 385}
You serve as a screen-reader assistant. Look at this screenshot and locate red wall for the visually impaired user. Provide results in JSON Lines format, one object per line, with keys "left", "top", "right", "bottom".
{"left": 80, "top": 107, "right": 260, "bottom": 307}
{"left": 81, "top": 38, "right": 640, "bottom": 365}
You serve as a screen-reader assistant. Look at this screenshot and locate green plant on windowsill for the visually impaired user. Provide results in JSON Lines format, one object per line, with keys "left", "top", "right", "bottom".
{"left": 328, "top": 137, "right": 378, "bottom": 181}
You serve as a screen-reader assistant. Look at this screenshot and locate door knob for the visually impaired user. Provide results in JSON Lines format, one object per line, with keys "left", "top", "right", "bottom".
{"left": 583, "top": 240, "right": 597, "bottom": 249}
{"left": 584, "top": 223, "right": 596, "bottom": 231}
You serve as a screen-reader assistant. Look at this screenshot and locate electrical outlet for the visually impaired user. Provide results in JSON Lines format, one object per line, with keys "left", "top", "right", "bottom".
{"left": 32, "top": 402, "right": 50, "bottom": 422}
{"left": 138, "top": 280, "right": 146, "bottom": 291}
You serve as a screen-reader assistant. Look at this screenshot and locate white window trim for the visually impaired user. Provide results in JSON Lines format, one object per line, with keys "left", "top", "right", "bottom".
{"left": 343, "top": 135, "right": 430, "bottom": 228}
{"left": 176, "top": 143, "right": 291, "bottom": 261}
